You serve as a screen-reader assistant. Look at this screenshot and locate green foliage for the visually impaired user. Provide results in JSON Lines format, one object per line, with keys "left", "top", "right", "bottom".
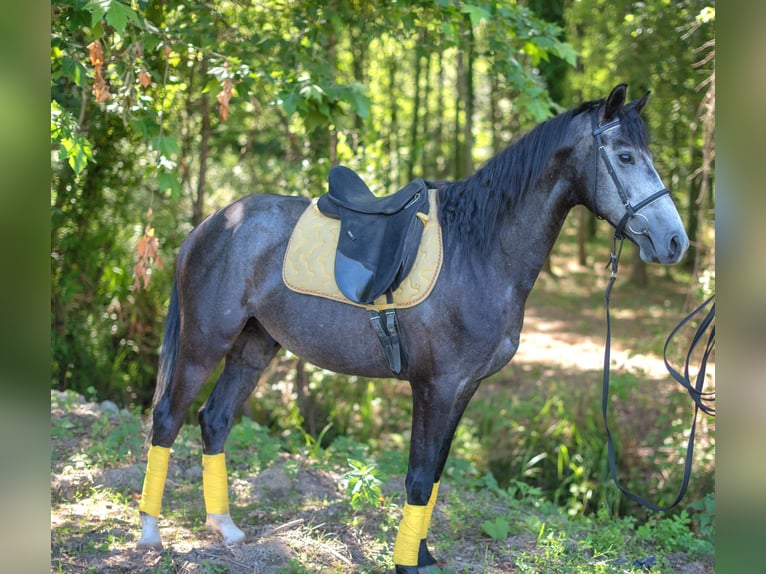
{"left": 689, "top": 492, "right": 715, "bottom": 540}
{"left": 341, "top": 459, "right": 383, "bottom": 512}
{"left": 636, "top": 509, "right": 714, "bottom": 557}
{"left": 51, "top": 389, "right": 713, "bottom": 572}
{"left": 224, "top": 416, "right": 282, "bottom": 473}
{"left": 481, "top": 515, "right": 511, "bottom": 541}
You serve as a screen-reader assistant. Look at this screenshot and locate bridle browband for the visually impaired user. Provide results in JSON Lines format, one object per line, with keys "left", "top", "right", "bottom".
{"left": 593, "top": 110, "right": 715, "bottom": 512}
{"left": 591, "top": 111, "right": 671, "bottom": 239}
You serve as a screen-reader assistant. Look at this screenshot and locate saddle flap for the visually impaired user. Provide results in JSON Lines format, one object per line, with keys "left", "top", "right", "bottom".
{"left": 334, "top": 211, "right": 427, "bottom": 304}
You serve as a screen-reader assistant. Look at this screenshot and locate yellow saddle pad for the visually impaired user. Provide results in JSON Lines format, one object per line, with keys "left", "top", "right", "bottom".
{"left": 283, "top": 188, "right": 443, "bottom": 309}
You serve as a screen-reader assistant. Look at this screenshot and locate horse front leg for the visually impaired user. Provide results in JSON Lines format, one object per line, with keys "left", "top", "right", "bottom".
{"left": 394, "top": 378, "right": 482, "bottom": 573}
{"left": 198, "top": 324, "right": 279, "bottom": 545}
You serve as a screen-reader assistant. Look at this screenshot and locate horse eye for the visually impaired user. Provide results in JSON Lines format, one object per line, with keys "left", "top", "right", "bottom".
{"left": 618, "top": 153, "right": 634, "bottom": 164}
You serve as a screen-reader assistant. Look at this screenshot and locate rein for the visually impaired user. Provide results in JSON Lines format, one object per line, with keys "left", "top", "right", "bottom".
{"left": 602, "top": 237, "right": 715, "bottom": 511}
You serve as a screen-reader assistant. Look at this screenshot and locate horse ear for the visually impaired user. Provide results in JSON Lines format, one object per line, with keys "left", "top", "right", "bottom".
{"left": 630, "top": 91, "right": 651, "bottom": 115}
{"left": 604, "top": 83, "right": 628, "bottom": 121}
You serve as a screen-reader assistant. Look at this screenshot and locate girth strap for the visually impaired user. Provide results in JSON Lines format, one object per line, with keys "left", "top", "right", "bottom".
{"left": 368, "top": 292, "right": 407, "bottom": 374}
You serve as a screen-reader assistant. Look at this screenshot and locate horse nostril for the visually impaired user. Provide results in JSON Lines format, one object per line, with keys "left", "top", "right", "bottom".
{"left": 669, "top": 235, "right": 681, "bottom": 260}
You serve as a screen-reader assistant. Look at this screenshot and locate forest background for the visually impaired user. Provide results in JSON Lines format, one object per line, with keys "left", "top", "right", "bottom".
{"left": 50, "top": 0, "right": 715, "bottom": 524}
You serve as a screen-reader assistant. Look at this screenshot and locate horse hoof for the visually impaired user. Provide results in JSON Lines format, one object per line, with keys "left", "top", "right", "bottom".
{"left": 206, "top": 513, "right": 246, "bottom": 545}
{"left": 136, "top": 538, "right": 163, "bottom": 551}
{"left": 137, "top": 513, "right": 163, "bottom": 550}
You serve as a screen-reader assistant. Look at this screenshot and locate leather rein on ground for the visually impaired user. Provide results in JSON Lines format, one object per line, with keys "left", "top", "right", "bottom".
{"left": 592, "top": 109, "right": 715, "bottom": 510}
{"left": 602, "top": 236, "right": 715, "bottom": 511}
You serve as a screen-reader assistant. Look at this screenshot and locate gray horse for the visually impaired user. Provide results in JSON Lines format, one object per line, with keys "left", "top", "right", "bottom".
{"left": 136, "top": 84, "right": 688, "bottom": 573}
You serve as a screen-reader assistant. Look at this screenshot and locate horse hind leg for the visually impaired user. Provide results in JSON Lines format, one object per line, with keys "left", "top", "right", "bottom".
{"left": 198, "top": 319, "right": 279, "bottom": 545}
{"left": 137, "top": 352, "right": 225, "bottom": 550}
{"left": 136, "top": 283, "right": 249, "bottom": 550}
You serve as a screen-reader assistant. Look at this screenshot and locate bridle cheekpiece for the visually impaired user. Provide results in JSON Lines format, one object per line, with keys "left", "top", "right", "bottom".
{"left": 591, "top": 111, "right": 671, "bottom": 240}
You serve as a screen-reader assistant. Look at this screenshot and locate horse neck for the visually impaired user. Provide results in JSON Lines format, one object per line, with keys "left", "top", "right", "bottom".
{"left": 450, "top": 130, "right": 583, "bottom": 290}
{"left": 496, "top": 173, "right": 577, "bottom": 287}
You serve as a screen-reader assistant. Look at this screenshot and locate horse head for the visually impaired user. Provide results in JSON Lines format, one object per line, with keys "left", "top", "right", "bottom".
{"left": 588, "top": 84, "right": 689, "bottom": 264}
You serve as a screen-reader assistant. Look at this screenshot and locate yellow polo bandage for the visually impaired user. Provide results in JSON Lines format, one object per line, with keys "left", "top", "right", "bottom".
{"left": 202, "top": 453, "right": 230, "bottom": 515}
{"left": 139, "top": 445, "right": 170, "bottom": 518}
{"left": 393, "top": 502, "right": 428, "bottom": 566}
{"left": 422, "top": 481, "right": 440, "bottom": 536}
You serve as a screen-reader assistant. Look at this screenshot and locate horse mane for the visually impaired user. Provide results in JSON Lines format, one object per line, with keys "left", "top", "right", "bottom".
{"left": 438, "top": 97, "right": 646, "bottom": 256}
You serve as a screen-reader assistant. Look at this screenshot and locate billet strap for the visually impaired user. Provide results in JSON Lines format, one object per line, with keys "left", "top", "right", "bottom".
{"left": 368, "top": 292, "right": 406, "bottom": 374}
{"left": 602, "top": 239, "right": 715, "bottom": 511}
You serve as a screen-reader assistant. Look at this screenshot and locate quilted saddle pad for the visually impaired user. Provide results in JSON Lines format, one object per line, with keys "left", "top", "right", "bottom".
{"left": 282, "top": 188, "right": 443, "bottom": 309}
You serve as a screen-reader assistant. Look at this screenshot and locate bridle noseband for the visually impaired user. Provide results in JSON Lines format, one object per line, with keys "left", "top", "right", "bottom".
{"left": 591, "top": 111, "right": 671, "bottom": 239}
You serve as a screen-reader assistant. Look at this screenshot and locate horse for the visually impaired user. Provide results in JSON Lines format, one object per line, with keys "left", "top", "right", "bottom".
{"left": 135, "top": 84, "right": 688, "bottom": 572}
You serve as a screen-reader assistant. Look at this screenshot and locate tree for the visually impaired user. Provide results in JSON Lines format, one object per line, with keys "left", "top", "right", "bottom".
{"left": 51, "top": 0, "right": 574, "bottom": 410}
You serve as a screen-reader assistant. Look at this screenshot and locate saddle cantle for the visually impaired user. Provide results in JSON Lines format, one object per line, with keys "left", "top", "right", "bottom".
{"left": 317, "top": 166, "right": 430, "bottom": 305}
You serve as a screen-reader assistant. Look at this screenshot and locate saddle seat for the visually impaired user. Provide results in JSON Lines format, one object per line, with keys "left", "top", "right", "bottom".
{"left": 316, "top": 165, "right": 430, "bottom": 306}
{"left": 322, "top": 164, "right": 428, "bottom": 215}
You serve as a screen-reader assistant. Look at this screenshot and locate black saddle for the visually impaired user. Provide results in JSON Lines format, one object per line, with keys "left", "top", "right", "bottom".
{"left": 317, "top": 165, "right": 430, "bottom": 306}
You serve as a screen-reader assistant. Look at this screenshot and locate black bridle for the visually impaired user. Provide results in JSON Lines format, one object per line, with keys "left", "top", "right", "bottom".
{"left": 591, "top": 112, "right": 671, "bottom": 239}
{"left": 594, "top": 110, "right": 716, "bottom": 511}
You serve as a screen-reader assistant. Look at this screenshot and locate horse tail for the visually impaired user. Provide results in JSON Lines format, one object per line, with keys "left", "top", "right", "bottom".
{"left": 145, "top": 278, "right": 181, "bottom": 447}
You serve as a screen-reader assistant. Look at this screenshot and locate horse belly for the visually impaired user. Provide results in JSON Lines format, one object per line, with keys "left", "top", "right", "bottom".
{"left": 254, "top": 291, "right": 401, "bottom": 379}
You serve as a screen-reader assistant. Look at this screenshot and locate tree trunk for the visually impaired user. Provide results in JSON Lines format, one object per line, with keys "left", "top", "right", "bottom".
{"left": 434, "top": 51, "right": 445, "bottom": 177}
{"left": 420, "top": 40, "right": 432, "bottom": 176}
{"left": 192, "top": 56, "right": 210, "bottom": 227}
{"left": 577, "top": 205, "right": 588, "bottom": 266}
{"left": 629, "top": 245, "right": 648, "bottom": 286}
{"left": 462, "top": 20, "right": 475, "bottom": 177}
{"left": 294, "top": 358, "right": 322, "bottom": 438}
{"left": 454, "top": 49, "right": 465, "bottom": 179}
{"left": 408, "top": 30, "right": 424, "bottom": 182}
{"left": 351, "top": 35, "right": 366, "bottom": 156}
{"left": 490, "top": 72, "right": 501, "bottom": 154}
{"left": 387, "top": 53, "right": 399, "bottom": 190}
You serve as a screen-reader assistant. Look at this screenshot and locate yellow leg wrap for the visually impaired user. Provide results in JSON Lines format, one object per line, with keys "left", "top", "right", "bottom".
{"left": 422, "top": 481, "right": 440, "bottom": 537}
{"left": 139, "top": 445, "right": 171, "bottom": 518}
{"left": 393, "top": 502, "right": 428, "bottom": 566}
{"left": 202, "top": 453, "right": 230, "bottom": 515}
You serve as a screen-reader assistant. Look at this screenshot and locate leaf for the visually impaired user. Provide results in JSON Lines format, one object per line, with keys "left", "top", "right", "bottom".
{"left": 60, "top": 134, "right": 93, "bottom": 176}
{"left": 105, "top": 0, "right": 141, "bottom": 35}
{"left": 350, "top": 91, "right": 370, "bottom": 119}
{"left": 156, "top": 135, "right": 179, "bottom": 157}
{"left": 481, "top": 516, "right": 511, "bottom": 541}
{"left": 553, "top": 42, "right": 578, "bottom": 67}
{"left": 61, "top": 57, "right": 89, "bottom": 88}
{"left": 84, "top": 0, "right": 110, "bottom": 27}
{"left": 157, "top": 172, "right": 181, "bottom": 198}
{"left": 280, "top": 92, "right": 303, "bottom": 116}
{"left": 461, "top": 4, "right": 492, "bottom": 27}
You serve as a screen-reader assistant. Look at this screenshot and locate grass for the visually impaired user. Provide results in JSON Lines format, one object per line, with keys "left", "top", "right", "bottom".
{"left": 51, "top": 387, "right": 714, "bottom": 573}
